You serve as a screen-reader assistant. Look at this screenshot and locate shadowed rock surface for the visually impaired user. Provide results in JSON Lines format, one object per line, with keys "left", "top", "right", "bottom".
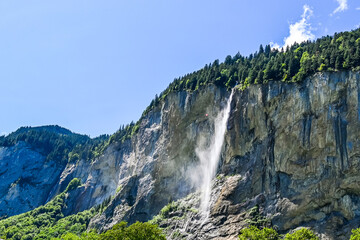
{"left": 0, "top": 142, "right": 66, "bottom": 218}
{"left": 1, "top": 71, "right": 360, "bottom": 239}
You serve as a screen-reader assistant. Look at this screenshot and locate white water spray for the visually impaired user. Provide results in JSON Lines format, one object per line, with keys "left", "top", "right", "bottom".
{"left": 196, "top": 90, "right": 234, "bottom": 218}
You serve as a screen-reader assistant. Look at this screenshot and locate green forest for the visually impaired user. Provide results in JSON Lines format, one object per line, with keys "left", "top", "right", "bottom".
{"left": 0, "top": 126, "right": 109, "bottom": 163}
{"left": 157, "top": 27, "right": 360, "bottom": 96}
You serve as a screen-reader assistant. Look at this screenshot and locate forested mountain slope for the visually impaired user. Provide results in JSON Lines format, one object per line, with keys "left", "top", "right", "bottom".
{"left": 0, "top": 126, "right": 108, "bottom": 218}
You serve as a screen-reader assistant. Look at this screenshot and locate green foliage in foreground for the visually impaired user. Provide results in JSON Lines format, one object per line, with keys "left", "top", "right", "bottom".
{"left": 54, "top": 231, "right": 100, "bottom": 240}
{"left": 0, "top": 215, "right": 164, "bottom": 240}
{"left": 239, "top": 226, "right": 279, "bottom": 240}
{"left": 0, "top": 176, "right": 165, "bottom": 240}
{"left": 284, "top": 228, "right": 319, "bottom": 240}
{"left": 99, "top": 221, "right": 166, "bottom": 240}
{"left": 239, "top": 226, "right": 319, "bottom": 240}
{"left": 0, "top": 178, "right": 95, "bottom": 240}
{"left": 50, "top": 222, "right": 165, "bottom": 240}
{"left": 0, "top": 194, "right": 96, "bottom": 240}
{"left": 237, "top": 225, "right": 360, "bottom": 240}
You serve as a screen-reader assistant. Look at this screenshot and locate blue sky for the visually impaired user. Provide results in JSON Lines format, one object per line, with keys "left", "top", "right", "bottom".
{"left": 1, "top": 0, "right": 359, "bottom": 137}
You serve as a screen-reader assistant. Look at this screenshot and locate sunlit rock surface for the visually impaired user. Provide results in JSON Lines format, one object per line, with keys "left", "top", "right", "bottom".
{"left": 88, "top": 71, "right": 360, "bottom": 239}
{"left": 1, "top": 71, "right": 360, "bottom": 239}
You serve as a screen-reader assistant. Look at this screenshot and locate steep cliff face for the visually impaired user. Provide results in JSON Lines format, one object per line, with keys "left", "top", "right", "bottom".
{"left": 0, "top": 142, "right": 66, "bottom": 218}
{"left": 1, "top": 71, "right": 360, "bottom": 239}
{"left": 226, "top": 71, "right": 360, "bottom": 239}
{"left": 45, "top": 71, "right": 360, "bottom": 239}
{"left": 151, "top": 71, "right": 360, "bottom": 240}
{"left": 0, "top": 126, "right": 101, "bottom": 219}
{"left": 53, "top": 85, "right": 232, "bottom": 226}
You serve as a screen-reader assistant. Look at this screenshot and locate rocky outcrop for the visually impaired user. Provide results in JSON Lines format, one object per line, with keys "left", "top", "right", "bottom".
{"left": 54, "top": 71, "right": 360, "bottom": 239}
{"left": 56, "top": 85, "right": 232, "bottom": 229}
{"left": 226, "top": 71, "right": 360, "bottom": 239}
{"left": 1, "top": 71, "right": 360, "bottom": 239}
{"left": 152, "top": 71, "right": 360, "bottom": 240}
{"left": 0, "top": 142, "right": 66, "bottom": 218}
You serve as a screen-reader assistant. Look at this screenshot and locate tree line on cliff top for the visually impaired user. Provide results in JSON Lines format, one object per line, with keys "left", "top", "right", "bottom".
{"left": 158, "top": 27, "right": 360, "bottom": 95}
{"left": 1, "top": 28, "right": 360, "bottom": 164}
{"left": 125, "top": 27, "right": 360, "bottom": 144}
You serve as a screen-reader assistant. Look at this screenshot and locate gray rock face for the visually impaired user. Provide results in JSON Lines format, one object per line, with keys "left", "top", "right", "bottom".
{"left": 70, "top": 71, "right": 359, "bottom": 239}
{"left": 0, "top": 142, "right": 65, "bottom": 218}
{"left": 154, "top": 71, "right": 360, "bottom": 240}
{"left": 1, "top": 71, "right": 360, "bottom": 239}
{"left": 225, "top": 71, "right": 360, "bottom": 239}
{"left": 48, "top": 71, "right": 360, "bottom": 239}
{"left": 63, "top": 85, "right": 232, "bottom": 229}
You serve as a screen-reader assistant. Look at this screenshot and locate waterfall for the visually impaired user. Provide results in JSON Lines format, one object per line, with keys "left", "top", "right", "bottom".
{"left": 195, "top": 89, "right": 234, "bottom": 218}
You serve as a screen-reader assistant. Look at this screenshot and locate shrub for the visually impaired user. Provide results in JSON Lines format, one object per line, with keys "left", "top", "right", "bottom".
{"left": 160, "top": 201, "right": 178, "bottom": 218}
{"left": 61, "top": 232, "right": 81, "bottom": 240}
{"left": 65, "top": 178, "right": 82, "bottom": 192}
{"left": 238, "top": 226, "right": 279, "bottom": 240}
{"left": 284, "top": 228, "right": 319, "bottom": 240}
{"left": 350, "top": 228, "right": 360, "bottom": 240}
{"left": 99, "top": 221, "right": 166, "bottom": 240}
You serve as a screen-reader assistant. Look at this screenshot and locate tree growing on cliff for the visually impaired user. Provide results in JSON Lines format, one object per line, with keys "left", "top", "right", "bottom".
{"left": 141, "top": 28, "right": 360, "bottom": 118}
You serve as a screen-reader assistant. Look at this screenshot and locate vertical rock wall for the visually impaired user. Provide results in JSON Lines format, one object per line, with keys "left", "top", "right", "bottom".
{"left": 2, "top": 71, "right": 360, "bottom": 239}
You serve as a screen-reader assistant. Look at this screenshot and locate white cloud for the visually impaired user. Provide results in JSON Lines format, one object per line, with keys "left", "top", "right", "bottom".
{"left": 272, "top": 5, "right": 315, "bottom": 50}
{"left": 270, "top": 42, "right": 281, "bottom": 50}
{"left": 356, "top": 7, "right": 360, "bottom": 10}
{"left": 332, "top": 0, "right": 348, "bottom": 14}
{"left": 0, "top": 132, "right": 7, "bottom": 136}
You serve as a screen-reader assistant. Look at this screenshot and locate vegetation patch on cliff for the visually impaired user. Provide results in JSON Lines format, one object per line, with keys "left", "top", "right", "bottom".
{"left": 0, "top": 178, "right": 93, "bottom": 239}
{"left": 0, "top": 178, "right": 165, "bottom": 240}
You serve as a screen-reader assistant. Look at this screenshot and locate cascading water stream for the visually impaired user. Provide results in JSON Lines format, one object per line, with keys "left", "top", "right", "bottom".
{"left": 196, "top": 89, "right": 234, "bottom": 219}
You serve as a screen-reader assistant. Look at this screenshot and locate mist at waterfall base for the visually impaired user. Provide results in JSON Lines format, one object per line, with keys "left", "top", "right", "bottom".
{"left": 190, "top": 90, "right": 234, "bottom": 219}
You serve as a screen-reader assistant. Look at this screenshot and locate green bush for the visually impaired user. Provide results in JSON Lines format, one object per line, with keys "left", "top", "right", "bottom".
{"left": 99, "top": 221, "right": 165, "bottom": 240}
{"left": 61, "top": 232, "right": 82, "bottom": 240}
{"left": 238, "top": 226, "right": 279, "bottom": 240}
{"left": 238, "top": 226, "right": 320, "bottom": 240}
{"left": 350, "top": 228, "right": 360, "bottom": 240}
{"left": 160, "top": 201, "right": 178, "bottom": 218}
{"left": 65, "top": 178, "right": 82, "bottom": 192}
{"left": 284, "top": 228, "right": 319, "bottom": 240}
